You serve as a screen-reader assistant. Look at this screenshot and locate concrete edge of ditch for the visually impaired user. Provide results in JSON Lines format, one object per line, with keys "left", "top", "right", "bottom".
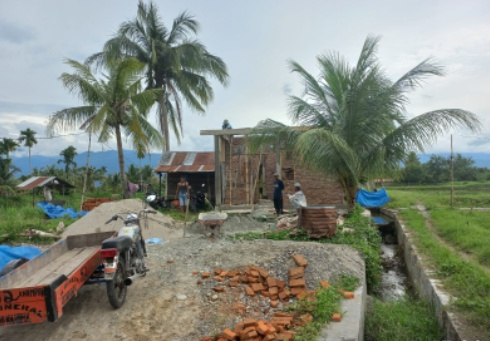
{"left": 318, "top": 260, "right": 367, "bottom": 341}
{"left": 381, "top": 208, "right": 466, "bottom": 341}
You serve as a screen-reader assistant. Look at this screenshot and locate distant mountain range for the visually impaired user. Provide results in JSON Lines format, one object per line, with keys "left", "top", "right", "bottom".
{"left": 10, "top": 150, "right": 490, "bottom": 176}
{"left": 12, "top": 150, "right": 163, "bottom": 176}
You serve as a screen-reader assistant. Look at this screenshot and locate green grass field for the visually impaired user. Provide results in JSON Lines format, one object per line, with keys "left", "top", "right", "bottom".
{"left": 387, "top": 182, "right": 490, "bottom": 337}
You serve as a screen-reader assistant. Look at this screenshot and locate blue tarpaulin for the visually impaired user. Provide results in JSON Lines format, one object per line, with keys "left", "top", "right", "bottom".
{"left": 356, "top": 188, "right": 390, "bottom": 208}
{"left": 0, "top": 245, "right": 41, "bottom": 271}
{"left": 37, "top": 202, "right": 88, "bottom": 219}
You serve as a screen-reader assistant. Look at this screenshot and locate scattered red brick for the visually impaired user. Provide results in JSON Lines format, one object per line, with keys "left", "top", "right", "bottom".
{"left": 342, "top": 291, "right": 355, "bottom": 299}
{"left": 270, "top": 300, "right": 279, "bottom": 308}
{"left": 197, "top": 280, "right": 202, "bottom": 285}
{"left": 288, "top": 267, "right": 304, "bottom": 279}
{"left": 292, "top": 254, "right": 308, "bottom": 267}
{"left": 222, "top": 328, "right": 237, "bottom": 340}
{"left": 320, "top": 280, "right": 330, "bottom": 288}
{"left": 214, "top": 276, "right": 223, "bottom": 282}
{"left": 213, "top": 286, "right": 225, "bottom": 293}
{"left": 332, "top": 313, "right": 342, "bottom": 322}
{"left": 245, "top": 286, "right": 255, "bottom": 296}
{"left": 201, "top": 272, "right": 211, "bottom": 279}
{"left": 289, "top": 278, "right": 306, "bottom": 288}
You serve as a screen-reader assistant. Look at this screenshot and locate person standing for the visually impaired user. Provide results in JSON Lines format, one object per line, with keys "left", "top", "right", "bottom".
{"left": 273, "top": 172, "right": 284, "bottom": 215}
{"left": 288, "top": 182, "right": 307, "bottom": 209}
{"left": 222, "top": 119, "right": 232, "bottom": 129}
{"left": 175, "top": 176, "right": 190, "bottom": 213}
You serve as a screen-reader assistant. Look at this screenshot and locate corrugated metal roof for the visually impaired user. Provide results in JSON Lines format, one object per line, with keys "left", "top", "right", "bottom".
{"left": 155, "top": 152, "right": 215, "bottom": 173}
{"left": 17, "top": 176, "right": 75, "bottom": 190}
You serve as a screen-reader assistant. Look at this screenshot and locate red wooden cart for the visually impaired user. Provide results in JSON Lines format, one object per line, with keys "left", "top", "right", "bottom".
{"left": 0, "top": 231, "right": 114, "bottom": 326}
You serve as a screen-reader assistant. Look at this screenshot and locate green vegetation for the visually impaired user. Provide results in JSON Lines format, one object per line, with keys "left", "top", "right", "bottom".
{"left": 387, "top": 183, "right": 490, "bottom": 336}
{"left": 365, "top": 298, "right": 440, "bottom": 341}
{"left": 399, "top": 152, "right": 490, "bottom": 184}
{"left": 399, "top": 209, "right": 490, "bottom": 333}
{"left": 234, "top": 205, "right": 382, "bottom": 291}
{"left": 88, "top": 0, "right": 229, "bottom": 151}
{"left": 289, "top": 286, "right": 342, "bottom": 341}
{"left": 48, "top": 58, "right": 164, "bottom": 199}
{"left": 0, "top": 194, "right": 82, "bottom": 243}
{"left": 19, "top": 128, "right": 38, "bottom": 176}
{"left": 333, "top": 274, "right": 361, "bottom": 292}
{"left": 249, "top": 36, "right": 480, "bottom": 203}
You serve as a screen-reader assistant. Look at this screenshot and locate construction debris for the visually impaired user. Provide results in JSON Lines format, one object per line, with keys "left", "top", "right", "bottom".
{"left": 198, "top": 254, "right": 345, "bottom": 340}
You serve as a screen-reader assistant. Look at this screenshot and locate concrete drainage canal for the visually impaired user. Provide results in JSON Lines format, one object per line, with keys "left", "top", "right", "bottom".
{"left": 370, "top": 210, "right": 410, "bottom": 301}
{"left": 365, "top": 208, "right": 443, "bottom": 341}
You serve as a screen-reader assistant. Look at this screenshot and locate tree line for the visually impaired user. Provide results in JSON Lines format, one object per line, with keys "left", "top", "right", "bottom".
{"left": 398, "top": 152, "right": 489, "bottom": 184}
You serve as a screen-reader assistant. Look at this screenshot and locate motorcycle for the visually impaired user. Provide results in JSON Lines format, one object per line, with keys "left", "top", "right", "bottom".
{"left": 100, "top": 208, "right": 156, "bottom": 308}
{"left": 190, "top": 183, "right": 207, "bottom": 212}
{"left": 146, "top": 189, "right": 168, "bottom": 210}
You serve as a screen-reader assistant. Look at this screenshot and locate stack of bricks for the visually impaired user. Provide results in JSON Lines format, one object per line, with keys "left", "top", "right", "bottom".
{"left": 288, "top": 254, "right": 308, "bottom": 297}
{"left": 299, "top": 206, "right": 338, "bottom": 238}
{"left": 202, "top": 312, "right": 313, "bottom": 341}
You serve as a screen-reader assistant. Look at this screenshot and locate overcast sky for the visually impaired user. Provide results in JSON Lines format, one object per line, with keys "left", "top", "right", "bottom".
{"left": 1, "top": 0, "right": 489, "bottom": 158}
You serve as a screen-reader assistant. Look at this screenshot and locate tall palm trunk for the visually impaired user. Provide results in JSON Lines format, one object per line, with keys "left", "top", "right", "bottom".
{"left": 115, "top": 123, "right": 129, "bottom": 199}
{"left": 159, "top": 90, "right": 170, "bottom": 152}
{"left": 28, "top": 147, "right": 31, "bottom": 176}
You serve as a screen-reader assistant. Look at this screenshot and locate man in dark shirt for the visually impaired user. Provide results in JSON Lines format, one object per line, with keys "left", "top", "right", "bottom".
{"left": 273, "top": 172, "right": 284, "bottom": 215}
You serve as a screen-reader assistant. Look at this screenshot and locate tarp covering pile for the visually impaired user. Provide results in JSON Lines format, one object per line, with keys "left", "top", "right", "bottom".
{"left": 37, "top": 202, "right": 88, "bottom": 219}
{"left": 356, "top": 188, "right": 390, "bottom": 208}
{"left": 0, "top": 245, "right": 41, "bottom": 272}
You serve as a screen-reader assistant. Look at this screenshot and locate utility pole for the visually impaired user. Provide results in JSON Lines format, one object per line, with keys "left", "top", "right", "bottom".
{"left": 80, "top": 132, "right": 92, "bottom": 211}
{"left": 450, "top": 134, "right": 454, "bottom": 207}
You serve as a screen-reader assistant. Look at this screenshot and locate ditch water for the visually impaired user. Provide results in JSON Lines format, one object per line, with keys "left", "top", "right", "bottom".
{"left": 370, "top": 209, "right": 410, "bottom": 301}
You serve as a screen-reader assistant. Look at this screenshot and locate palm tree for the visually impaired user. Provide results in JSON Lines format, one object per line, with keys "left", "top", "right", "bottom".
{"left": 0, "top": 158, "right": 19, "bottom": 186}
{"left": 58, "top": 145, "right": 78, "bottom": 174}
{"left": 19, "top": 128, "right": 38, "bottom": 176}
{"left": 0, "top": 138, "right": 19, "bottom": 159}
{"left": 87, "top": 1, "right": 229, "bottom": 151}
{"left": 126, "top": 164, "right": 140, "bottom": 183}
{"left": 47, "top": 57, "right": 164, "bottom": 198}
{"left": 249, "top": 36, "right": 480, "bottom": 204}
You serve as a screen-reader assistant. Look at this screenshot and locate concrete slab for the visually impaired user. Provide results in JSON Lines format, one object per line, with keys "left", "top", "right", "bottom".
{"left": 318, "top": 267, "right": 367, "bottom": 341}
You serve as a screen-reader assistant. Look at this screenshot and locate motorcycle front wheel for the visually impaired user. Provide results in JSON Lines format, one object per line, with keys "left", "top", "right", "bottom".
{"left": 107, "top": 262, "right": 127, "bottom": 309}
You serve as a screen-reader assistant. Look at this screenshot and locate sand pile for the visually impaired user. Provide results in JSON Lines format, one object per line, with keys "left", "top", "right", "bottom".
{"left": 62, "top": 199, "right": 176, "bottom": 239}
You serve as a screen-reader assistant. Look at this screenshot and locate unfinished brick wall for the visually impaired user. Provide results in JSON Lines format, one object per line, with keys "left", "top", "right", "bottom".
{"left": 225, "top": 138, "right": 345, "bottom": 206}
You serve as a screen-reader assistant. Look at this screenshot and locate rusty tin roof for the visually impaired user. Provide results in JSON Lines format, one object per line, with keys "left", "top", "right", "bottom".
{"left": 155, "top": 152, "right": 215, "bottom": 173}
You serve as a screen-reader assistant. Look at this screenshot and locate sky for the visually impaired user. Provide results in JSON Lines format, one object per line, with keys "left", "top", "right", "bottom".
{"left": 0, "top": 0, "right": 489, "bottom": 158}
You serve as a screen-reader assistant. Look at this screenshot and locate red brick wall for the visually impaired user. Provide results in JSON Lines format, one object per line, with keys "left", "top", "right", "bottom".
{"left": 224, "top": 138, "right": 345, "bottom": 206}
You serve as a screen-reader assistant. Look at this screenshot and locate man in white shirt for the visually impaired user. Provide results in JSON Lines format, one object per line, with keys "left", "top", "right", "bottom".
{"left": 288, "top": 182, "right": 307, "bottom": 209}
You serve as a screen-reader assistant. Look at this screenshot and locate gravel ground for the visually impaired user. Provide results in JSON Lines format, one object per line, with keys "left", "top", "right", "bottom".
{"left": 0, "top": 210, "right": 364, "bottom": 341}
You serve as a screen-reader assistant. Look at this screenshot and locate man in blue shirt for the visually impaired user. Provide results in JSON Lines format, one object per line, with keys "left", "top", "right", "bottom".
{"left": 273, "top": 172, "right": 284, "bottom": 215}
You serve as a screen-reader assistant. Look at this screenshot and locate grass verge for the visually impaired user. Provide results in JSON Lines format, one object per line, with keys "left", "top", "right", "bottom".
{"left": 288, "top": 275, "right": 359, "bottom": 341}
{"left": 365, "top": 297, "right": 440, "bottom": 341}
{"left": 400, "top": 209, "right": 490, "bottom": 335}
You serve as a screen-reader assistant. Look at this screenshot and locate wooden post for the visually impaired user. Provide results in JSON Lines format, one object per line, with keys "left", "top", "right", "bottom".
{"left": 450, "top": 134, "right": 454, "bottom": 207}
{"left": 80, "top": 132, "right": 92, "bottom": 211}
{"left": 245, "top": 146, "right": 250, "bottom": 205}
{"left": 214, "top": 136, "right": 222, "bottom": 211}
{"left": 275, "top": 148, "right": 281, "bottom": 179}
{"left": 229, "top": 136, "right": 233, "bottom": 205}
{"left": 251, "top": 152, "right": 262, "bottom": 209}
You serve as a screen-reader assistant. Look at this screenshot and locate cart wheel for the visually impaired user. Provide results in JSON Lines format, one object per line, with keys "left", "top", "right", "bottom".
{"left": 107, "top": 262, "right": 127, "bottom": 309}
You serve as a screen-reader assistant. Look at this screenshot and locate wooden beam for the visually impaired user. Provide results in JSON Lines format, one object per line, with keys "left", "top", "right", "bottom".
{"left": 245, "top": 145, "right": 250, "bottom": 204}
{"left": 200, "top": 128, "right": 252, "bottom": 136}
{"left": 214, "top": 136, "right": 222, "bottom": 210}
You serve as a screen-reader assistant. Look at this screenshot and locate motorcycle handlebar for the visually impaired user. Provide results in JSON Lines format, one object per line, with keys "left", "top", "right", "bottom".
{"left": 105, "top": 215, "right": 116, "bottom": 224}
